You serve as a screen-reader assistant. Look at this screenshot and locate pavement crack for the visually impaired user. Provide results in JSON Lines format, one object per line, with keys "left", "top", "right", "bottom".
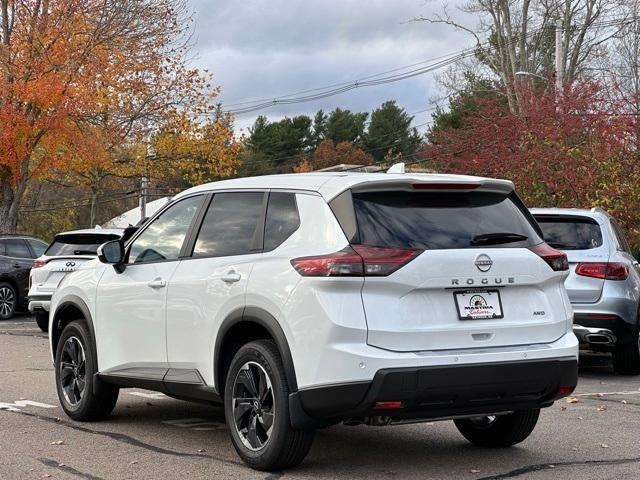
{"left": 39, "top": 458, "right": 105, "bottom": 480}
{"left": 12, "top": 410, "right": 244, "bottom": 467}
{"left": 476, "top": 456, "right": 640, "bottom": 479}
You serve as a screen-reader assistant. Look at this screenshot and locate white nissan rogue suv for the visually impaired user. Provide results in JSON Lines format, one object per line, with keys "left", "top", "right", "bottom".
{"left": 49, "top": 172, "right": 579, "bottom": 471}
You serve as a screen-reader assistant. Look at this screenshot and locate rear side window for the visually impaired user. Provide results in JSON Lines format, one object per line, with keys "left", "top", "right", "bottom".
{"left": 264, "top": 193, "right": 300, "bottom": 251}
{"left": 5, "top": 238, "right": 32, "bottom": 258}
{"left": 28, "top": 239, "right": 48, "bottom": 257}
{"left": 352, "top": 191, "right": 541, "bottom": 250}
{"left": 535, "top": 216, "right": 603, "bottom": 250}
{"left": 193, "top": 192, "right": 265, "bottom": 257}
{"left": 46, "top": 234, "right": 121, "bottom": 256}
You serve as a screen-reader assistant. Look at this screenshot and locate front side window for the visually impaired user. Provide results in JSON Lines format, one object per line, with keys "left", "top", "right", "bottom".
{"left": 129, "top": 196, "right": 203, "bottom": 264}
{"left": 5, "top": 239, "right": 32, "bottom": 258}
{"left": 193, "top": 192, "right": 265, "bottom": 257}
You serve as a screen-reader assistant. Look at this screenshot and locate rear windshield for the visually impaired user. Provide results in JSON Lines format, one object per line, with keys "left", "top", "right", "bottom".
{"left": 534, "top": 215, "right": 603, "bottom": 250}
{"left": 45, "top": 233, "right": 120, "bottom": 256}
{"left": 352, "top": 191, "right": 541, "bottom": 250}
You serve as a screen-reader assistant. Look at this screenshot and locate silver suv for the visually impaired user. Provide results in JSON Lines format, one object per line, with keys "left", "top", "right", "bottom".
{"left": 531, "top": 208, "right": 640, "bottom": 374}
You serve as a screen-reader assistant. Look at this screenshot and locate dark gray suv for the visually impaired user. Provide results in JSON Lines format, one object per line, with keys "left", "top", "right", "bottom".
{"left": 531, "top": 208, "right": 640, "bottom": 374}
{"left": 0, "top": 235, "right": 48, "bottom": 320}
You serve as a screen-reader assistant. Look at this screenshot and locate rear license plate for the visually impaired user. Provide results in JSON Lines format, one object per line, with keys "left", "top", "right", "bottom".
{"left": 454, "top": 290, "right": 503, "bottom": 320}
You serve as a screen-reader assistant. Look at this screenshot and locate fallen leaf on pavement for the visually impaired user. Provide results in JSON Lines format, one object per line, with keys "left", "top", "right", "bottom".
{"left": 470, "top": 469, "right": 481, "bottom": 474}
{"left": 566, "top": 397, "right": 579, "bottom": 404}
{"left": 50, "top": 440, "right": 64, "bottom": 445}
{"left": 129, "top": 461, "right": 138, "bottom": 465}
{"left": 597, "top": 405, "right": 607, "bottom": 411}
{"left": 601, "top": 443, "right": 609, "bottom": 448}
{"left": 622, "top": 400, "right": 627, "bottom": 404}
{"left": 197, "top": 449, "right": 206, "bottom": 453}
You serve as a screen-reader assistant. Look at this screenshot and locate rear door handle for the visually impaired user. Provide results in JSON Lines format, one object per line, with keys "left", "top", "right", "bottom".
{"left": 221, "top": 271, "right": 241, "bottom": 283}
{"left": 147, "top": 278, "right": 167, "bottom": 289}
{"left": 13, "top": 263, "right": 21, "bottom": 269}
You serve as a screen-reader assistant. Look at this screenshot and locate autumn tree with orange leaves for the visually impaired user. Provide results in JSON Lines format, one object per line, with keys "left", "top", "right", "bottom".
{"left": 0, "top": 0, "right": 240, "bottom": 233}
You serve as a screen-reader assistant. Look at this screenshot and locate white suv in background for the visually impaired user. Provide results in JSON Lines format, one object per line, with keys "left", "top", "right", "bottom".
{"left": 28, "top": 229, "right": 123, "bottom": 331}
{"left": 49, "top": 172, "right": 579, "bottom": 471}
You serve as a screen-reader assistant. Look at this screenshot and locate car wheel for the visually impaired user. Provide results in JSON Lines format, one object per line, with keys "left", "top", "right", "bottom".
{"left": 612, "top": 322, "right": 640, "bottom": 375}
{"left": 224, "top": 339, "right": 314, "bottom": 471}
{"left": 0, "top": 282, "right": 17, "bottom": 320}
{"left": 454, "top": 409, "right": 540, "bottom": 448}
{"left": 35, "top": 313, "right": 49, "bottom": 332}
{"left": 54, "top": 320, "right": 119, "bottom": 421}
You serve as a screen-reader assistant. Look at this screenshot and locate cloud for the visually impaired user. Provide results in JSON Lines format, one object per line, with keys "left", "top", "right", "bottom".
{"left": 188, "top": 0, "right": 472, "bottom": 132}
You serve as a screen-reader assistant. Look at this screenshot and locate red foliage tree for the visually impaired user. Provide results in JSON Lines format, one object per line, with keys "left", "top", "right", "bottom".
{"left": 424, "top": 80, "right": 640, "bottom": 243}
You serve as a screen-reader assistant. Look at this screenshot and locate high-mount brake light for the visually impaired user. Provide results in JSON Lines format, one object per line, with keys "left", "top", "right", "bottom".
{"left": 575, "top": 262, "right": 629, "bottom": 280}
{"left": 529, "top": 243, "right": 569, "bottom": 271}
{"left": 291, "top": 246, "right": 420, "bottom": 277}
{"left": 32, "top": 259, "right": 47, "bottom": 269}
{"left": 412, "top": 183, "right": 480, "bottom": 190}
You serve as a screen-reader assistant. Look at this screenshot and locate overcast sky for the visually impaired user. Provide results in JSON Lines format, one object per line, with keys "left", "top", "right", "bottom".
{"left": 188, "top": 0, "right": 472, "bottom": 134}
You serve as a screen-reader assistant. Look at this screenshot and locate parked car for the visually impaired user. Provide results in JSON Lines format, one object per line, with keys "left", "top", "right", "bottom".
{"left": 49, "top": 172, "right": 578, "bottom": 471}
{"left": 0, "top": 234, "right": 49, "bottom": 320}
{"left": 28, "top": 229, "right": 124, "bottom": 331}
{"left": 531, "top": 207, "right": 640, "bottom": 374}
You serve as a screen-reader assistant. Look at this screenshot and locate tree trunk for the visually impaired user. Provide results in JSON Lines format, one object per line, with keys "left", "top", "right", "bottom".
{"left": 0, "top": 182, "right": 19, "bottom": 233}
{"left": 89, "top": 189, "right": 98, "bottom": 228}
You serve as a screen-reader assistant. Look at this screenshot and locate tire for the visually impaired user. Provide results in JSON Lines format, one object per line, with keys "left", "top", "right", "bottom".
{"left": 54, "top": 320, "right": 119, "bottom": 421}
{"left": 612, "top": 323, "right": 640, "bottom": 375}
{"left": 224, "top": 340, "right": 314, "bottom": 471}
{"left": 0, "top": 282, "right": 17, "bottom": 320}
{"left": 454, "top": 409, "right": 540, "bottom": 448}
{"left": 35, "top": 313, "right": 49, "bottom": 332}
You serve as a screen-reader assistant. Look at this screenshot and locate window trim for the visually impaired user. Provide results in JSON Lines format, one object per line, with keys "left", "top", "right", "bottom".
{"left": 123, "top": 193, "right": 208, "bottom": 267}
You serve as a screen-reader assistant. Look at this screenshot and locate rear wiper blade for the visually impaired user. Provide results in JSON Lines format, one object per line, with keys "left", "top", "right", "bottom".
{"left": 471, "top": 233, "right": 528, "bottom": 246}
{"left": 73, "top": 250, "right": 96, "bottom": 255}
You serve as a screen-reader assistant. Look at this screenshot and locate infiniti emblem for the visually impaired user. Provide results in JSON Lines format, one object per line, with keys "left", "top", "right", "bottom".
{"left": 66, "top": 261, "right": 76, "bottom": 267}
{"left": 475, "top": 254, "right": 493, "bottom": 272}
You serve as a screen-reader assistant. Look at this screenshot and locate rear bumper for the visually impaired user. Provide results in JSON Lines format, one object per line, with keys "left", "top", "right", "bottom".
{"left": 291, "top": 357, "right": 577, "bottom": 427}
{"left": 28, "top": 296, "right": 51, "bottom": 313}
{"left": 573, "top": 312, "right": 636, "bottom": 347}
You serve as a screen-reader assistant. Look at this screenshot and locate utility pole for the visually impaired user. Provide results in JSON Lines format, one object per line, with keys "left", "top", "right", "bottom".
{"left": 555, "top": 19, "right": 564, "bottom": 94}
{"left": 139, "top": 175, "right": 147, "bottom": 221}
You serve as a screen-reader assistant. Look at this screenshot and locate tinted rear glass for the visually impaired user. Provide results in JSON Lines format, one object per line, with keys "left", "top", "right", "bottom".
{"left": 352, "top": 191, "right": 541, "bottom": 250}
{"left": 534, "top": 216, "right": 603, "bottom": 250}
{"left": 264, "top": 192, "right": 300, "bottom": 251}
{"left": 45, "top": 234, "right": 121, "bottom": 256}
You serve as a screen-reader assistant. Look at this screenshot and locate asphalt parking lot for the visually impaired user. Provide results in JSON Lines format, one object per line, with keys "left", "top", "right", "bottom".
{"left": 1, "top": 315, "right": 640, "bottom": 480}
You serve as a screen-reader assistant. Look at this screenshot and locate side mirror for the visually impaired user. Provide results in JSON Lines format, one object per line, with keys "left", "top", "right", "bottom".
{"left": 97, "top": 240, "right": 126, "bottom": 273}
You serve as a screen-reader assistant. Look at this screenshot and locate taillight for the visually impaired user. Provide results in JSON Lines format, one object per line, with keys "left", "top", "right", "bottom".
{"left": 291, "top": 246, "right": 419, "bottom": 277}
{"left": 576, "top": 262, "right": 629, "bottom": 280}
{"left": 529, "top": 243, "right": 569, "bottom": 271}
{"left": 32, "top": 259, "right": 47, "bottom": 268}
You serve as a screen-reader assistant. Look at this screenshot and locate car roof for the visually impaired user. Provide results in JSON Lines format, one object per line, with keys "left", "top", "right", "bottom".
{"left": 175, "top": 172, "right": 514, "bottom": 201}
{"left": 0, "top": 234, "right": 45, "bottom": 241}
{"left": 54, "top": 228, "right": 123, "bottom": 237}
{"left": 529, "top": 207, "right": 610, "bottom": 220}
